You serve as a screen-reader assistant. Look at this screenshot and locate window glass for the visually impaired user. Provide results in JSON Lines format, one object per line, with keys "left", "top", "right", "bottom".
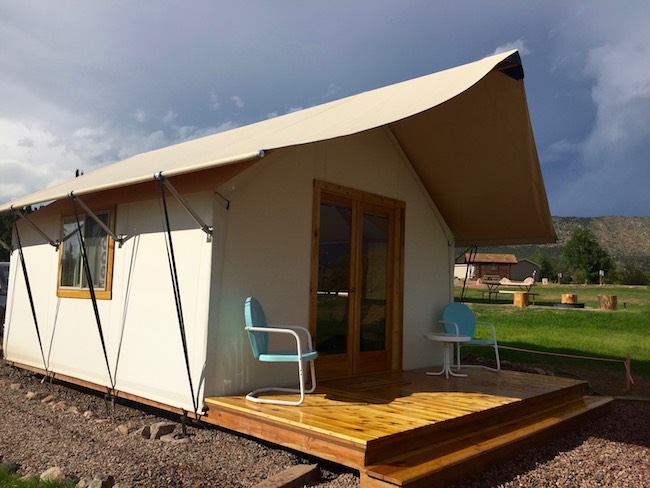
{"left": 59, "top": 212, "right": 110, "bottom": 293}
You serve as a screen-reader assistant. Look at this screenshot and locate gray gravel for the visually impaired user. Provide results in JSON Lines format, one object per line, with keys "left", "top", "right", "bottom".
{"left": 0, "top": 358, "right": 357, "bottom": 487}
{"left": 1, "top": 357, "right": 649, "bottom": 487}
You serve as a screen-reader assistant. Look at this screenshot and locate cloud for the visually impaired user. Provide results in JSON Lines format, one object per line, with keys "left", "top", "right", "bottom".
{"left": 209, "top": 92, "right": 220, "bottom": 111}
{"left": 546, "top": 9, "right": 650, "bottom": 216}
{"left": 230, "top": 95, "right": 244, "bottom": 108}
{"left": 133, "top": 109, "right": 146, "bottom": 123}
{"left": 0, "top": 119, "right": 87, "bottom": 203}
{"left": 162, "top": 110, "right": 177, "bottom": 124}
{"left": 540, "top": 138, "right": 582, "bottom": 164}
{"left": 492, "top": 39, "right": 531, "bottom": 56}
{"left": 17, "top": 137, "right": 34, "bottom": 148}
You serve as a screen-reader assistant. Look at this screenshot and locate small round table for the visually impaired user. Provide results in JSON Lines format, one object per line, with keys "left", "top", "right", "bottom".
{"left": 424, "top": 332, "right": 471, "bottom": 379}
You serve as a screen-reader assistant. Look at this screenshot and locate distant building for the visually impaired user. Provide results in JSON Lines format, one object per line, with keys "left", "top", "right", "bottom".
{"left": 511, "top": 258, "right": 540, "bottom": 282}
{"left": 459, "top": 253, "right": 518, "bottom": 280}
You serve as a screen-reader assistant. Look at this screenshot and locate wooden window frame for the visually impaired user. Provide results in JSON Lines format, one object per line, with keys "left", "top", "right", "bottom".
{"left": 56, "top": 208, "right": 115, "bottom": 300}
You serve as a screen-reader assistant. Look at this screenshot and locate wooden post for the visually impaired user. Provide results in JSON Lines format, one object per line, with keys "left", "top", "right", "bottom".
{"left": 598, "top": 295, "right": 617, "bottom": 310}
{"left": 513, "top": 292, "right": 529, "bottom": 307}
{"left": 561, "top": 293, "right": 578, "bottom": 304}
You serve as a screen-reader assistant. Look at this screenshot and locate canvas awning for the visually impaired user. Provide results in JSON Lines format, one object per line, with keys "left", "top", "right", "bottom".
{"left": 0, "top": 49, "right": 555, "bottom": 247}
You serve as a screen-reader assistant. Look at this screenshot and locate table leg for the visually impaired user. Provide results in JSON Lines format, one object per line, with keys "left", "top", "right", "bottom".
{"left": 426, "top": 343, "right": 467, "bottom": 379}
{"left": 446, "top": 342, "right": 467, "bottom": 378}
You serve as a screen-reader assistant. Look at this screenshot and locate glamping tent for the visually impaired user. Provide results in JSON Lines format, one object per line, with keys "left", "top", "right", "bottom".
{"left": 0, "top": 50, "right": 555, "bottom": 414}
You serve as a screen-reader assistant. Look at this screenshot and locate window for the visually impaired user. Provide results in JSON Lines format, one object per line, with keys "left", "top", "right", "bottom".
{"left": 57, "top": 210, "right": 114, "bottom": 299}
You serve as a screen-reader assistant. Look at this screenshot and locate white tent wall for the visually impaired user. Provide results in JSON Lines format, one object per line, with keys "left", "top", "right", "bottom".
{"left": 205, "top": 128, "right": 453, "bottom": 397}
{"left": 2, "top": 217, "right": 61, "bottom": 368}
{"left": 3, "top": 190, "right": 213, "bottom": 412}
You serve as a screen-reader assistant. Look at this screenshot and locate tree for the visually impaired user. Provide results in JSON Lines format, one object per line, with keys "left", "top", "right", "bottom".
{"left": 562, "top": 227, "right": 612, "bottom": 284}
{"left": 530, "top": 250, "right": 556, "bottom": 280}
{"left": 0, "top": 212, "right": 15, "bottom": 262}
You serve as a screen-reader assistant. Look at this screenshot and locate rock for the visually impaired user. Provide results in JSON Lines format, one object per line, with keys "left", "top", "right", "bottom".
{"left": 40, "top": 466, "right": 66, "bottom": 481}
{"left": 29, "top": 391, "right": 50, "bottom": 401}
{"left": 159, "top": 432, "right": 190, "bottom": 444}
{"left": 65, "top": 474, "right": 81, "bottom": 485}
{"left": 41, "top": 394, "right": 56, "bottom": 404}
{"left": 67, "top": 405, "right": 79, "bottom": 414}
{"left": 83, "top": 410, "right": 96, "bottom": 419}
{"left": 88, "top": 475, "right": 115, "bottom": 488}
{"left": 137, "top": 425, "right": 151, "bottom": 439}
{"left": 149, "top": 421, "right": 176, "bottom": 440}
{"left": 76, "top": 476, "right": 94, "bottom": 487}
{"left": 52, "top": 400, "right": 67, "bottom": 410}
{"left": 115, "top": 421, "right": 136, "bottom": 435}
{"left": 10, "top": 383, "right": 22, "bottom": 390}
{"left": 113, "top": 483, "right": 132, "bottom": 488}
{"left": 533, "top": 367, "right": 548, "bottom": 375}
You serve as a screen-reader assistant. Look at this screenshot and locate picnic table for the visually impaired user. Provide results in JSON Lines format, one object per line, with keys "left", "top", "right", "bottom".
{"left": 480, "top": 277, "right": 536, "bottom": 303}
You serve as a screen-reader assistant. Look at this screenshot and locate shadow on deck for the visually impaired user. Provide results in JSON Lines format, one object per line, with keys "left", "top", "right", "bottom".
{"left": 204, "top": 368, "right": 612, "bottom": 487}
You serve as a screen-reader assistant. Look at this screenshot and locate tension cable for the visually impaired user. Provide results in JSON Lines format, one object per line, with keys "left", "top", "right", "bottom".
{"left": 69, "top": 195, "right": 116, "bottom": 393}
{"left": 158, "top": 178, "right": 200, "bottom": 419}
{"left": 13, "top": 219, "right": 48, "bottom": 374}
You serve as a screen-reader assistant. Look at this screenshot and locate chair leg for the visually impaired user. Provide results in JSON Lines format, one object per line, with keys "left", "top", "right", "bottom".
{"left": 306, "top": 360, "right": 317, "bottom": 393}
{"left": 494, "top": 344, "right": 501, "bottom": 370}
{"left": 245, "top": 360, "right": 316, "bottom": 406}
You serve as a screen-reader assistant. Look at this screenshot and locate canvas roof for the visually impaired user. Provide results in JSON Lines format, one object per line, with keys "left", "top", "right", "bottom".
{"left": 0, "top": 50, "right": 555, "bottom": 246}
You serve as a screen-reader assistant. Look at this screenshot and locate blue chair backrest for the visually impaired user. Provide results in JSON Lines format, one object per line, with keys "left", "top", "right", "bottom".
{"left": 441, "top": 303, "right": 477, "bottom": 337}
{"left": 245, "top": 297, "right": 269, "bottom": 359}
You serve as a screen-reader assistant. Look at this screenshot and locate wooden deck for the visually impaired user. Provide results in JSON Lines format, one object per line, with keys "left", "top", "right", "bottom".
{"left": 204, "top": 368, "right": 612, "bottom": 487}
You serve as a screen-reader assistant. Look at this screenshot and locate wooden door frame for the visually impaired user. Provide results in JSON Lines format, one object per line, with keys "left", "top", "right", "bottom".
{"left": 309, "top": 180, "right": 405, "bottom": 379}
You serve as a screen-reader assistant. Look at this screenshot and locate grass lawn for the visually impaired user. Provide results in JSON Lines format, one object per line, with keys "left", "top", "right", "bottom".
{"left": 0, "top": 466, "right": 73, "bottom": 487}
{"left": 455, "top": 284, "right": 650, "bottom": 397}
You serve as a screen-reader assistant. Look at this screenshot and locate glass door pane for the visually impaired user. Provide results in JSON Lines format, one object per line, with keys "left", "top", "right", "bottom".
{"left": 360, "top": 212, "right": 388, "bottom": 352}
{"left": 315, "top": 202, "right": 352, "bottom": 355}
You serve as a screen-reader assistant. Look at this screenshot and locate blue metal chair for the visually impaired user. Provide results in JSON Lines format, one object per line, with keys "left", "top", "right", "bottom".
{"left": 244, "top": 297, "right": 318, "bottom": 405}
{"left": 440, "top": 302, "right": 501, "bottom": 371}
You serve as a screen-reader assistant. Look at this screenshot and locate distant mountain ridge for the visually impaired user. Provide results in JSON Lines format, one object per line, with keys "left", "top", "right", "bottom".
{"left": 477, "top": 216, "right": 650, "bottom": 270}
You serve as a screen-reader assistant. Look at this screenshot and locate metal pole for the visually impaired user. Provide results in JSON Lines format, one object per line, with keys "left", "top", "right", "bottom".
{"left": 68, "top": 193, "right": 125, "bottom": 245}
{"left": 11, "top": 207, "right": 59, "bottom": 249}
{"left": 154, "top": 173, "right": 213, "bottom": 241}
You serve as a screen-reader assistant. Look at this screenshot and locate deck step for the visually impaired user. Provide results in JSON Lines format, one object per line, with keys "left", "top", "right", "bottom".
{"left": 363, "top": 379, "right": 588, "bottom": 465}
{"left": 362, "top": 395, "right": 612, "bottom": 488}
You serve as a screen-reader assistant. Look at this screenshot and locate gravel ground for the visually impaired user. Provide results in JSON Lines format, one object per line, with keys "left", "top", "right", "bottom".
{"left": 1, "top": 355, "right": 649, "bottom": 487}
{"left": 0, "top": 357, "right": 357, "bottom": 487}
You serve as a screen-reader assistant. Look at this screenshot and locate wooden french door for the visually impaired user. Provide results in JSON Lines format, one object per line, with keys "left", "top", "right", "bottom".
{"left": 310, "top": 181, "right": 404, "bottom": 380}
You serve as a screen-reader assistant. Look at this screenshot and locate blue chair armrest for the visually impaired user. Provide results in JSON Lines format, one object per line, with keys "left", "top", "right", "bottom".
{"left": 245, "top": 325, "right": 315, "bottom": 359}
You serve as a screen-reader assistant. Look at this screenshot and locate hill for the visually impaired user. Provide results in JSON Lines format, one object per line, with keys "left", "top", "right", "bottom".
{"left": 475, "top": 216, "right": 650, "bottom": 271}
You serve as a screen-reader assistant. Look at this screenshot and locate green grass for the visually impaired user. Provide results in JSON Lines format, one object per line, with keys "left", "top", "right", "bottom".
{"left": 456, "top": 284, "right": 650, "bottom": 378}
{"left": 0, "top": 467, "right": 74, "bottom": 488}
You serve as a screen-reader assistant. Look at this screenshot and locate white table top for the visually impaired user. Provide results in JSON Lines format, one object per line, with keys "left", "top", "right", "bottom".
{"left": 424, "top": 332, "right": 471, "bottom": 343}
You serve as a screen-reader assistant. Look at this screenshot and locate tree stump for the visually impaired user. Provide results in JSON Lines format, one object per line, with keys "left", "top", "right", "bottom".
{"left": 598, "top": 295, "right": 617, "bottom": 310}
{"left": 513, "top": 292, "right": 529, "bottom": 307}
{"left": 561, "top": 293, "right": 578, "bottom": 304}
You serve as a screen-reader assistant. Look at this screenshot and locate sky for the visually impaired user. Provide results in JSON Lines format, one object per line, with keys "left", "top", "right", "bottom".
{"left": 1, "top": 1, "right": 649, "bottom": 217}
